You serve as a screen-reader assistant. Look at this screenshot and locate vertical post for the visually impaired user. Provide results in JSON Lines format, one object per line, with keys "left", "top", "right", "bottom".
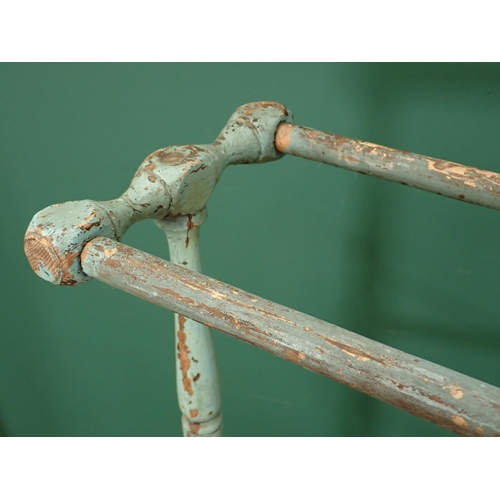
{"left": 155, "top": 208, "right": 223, "bottom": 437}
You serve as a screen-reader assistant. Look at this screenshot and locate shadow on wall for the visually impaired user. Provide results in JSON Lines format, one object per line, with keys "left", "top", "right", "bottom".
{"left": 316, "top": 63, "right": 500, "bottom": 436}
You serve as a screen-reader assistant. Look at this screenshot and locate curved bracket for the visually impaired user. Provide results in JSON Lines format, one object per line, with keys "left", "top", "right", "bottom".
{"left": 24, "top": 102, "right": 293, "bottom": 285}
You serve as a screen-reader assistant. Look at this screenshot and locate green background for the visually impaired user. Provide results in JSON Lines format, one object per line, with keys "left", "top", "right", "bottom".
{"left": 1, "top": 63, "right": 500, "bottom": 436}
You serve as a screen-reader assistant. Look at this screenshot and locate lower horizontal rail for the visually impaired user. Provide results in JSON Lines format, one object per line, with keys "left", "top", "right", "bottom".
{"left": 275, "top": 122, "right": 500, "bottom": 211}
{"left": 81, "top": 237, "right": 500, "bottom": 436}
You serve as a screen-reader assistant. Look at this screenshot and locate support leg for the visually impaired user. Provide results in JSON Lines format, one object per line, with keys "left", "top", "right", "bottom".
{"left": 155, "top": 208, "right": 223, "bottom": 437}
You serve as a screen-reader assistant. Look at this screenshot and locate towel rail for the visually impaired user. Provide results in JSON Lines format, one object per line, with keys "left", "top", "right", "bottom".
{"left": 80, "top": 236, "right": 500, "bottom": 437}
{"left": 275, "top": 122, "right": 500, "bottom": 211}
{"left": 24, "top": 101, "right": 500, "bottom": 436}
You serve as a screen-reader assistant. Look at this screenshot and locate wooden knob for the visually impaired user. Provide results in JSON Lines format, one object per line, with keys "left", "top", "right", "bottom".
{"left": 24, "top": 201, "right": 119, "bottom": 285}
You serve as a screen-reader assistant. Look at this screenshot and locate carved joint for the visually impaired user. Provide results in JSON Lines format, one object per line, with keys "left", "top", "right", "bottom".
{"left": 24, "top": 102, "right": 293, "bottom": 285}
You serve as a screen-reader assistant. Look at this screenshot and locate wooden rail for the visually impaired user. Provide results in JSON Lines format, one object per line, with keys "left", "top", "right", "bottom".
{"left": 275, "top": 122, "right": 500, "bottom": 211}
{"left": 80, "top": 237, "right": 500, "bottom": 436}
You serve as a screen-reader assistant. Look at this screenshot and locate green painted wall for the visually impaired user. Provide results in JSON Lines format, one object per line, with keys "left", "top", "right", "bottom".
{"left": 2, "top": 63, "right": 500, "bottom": 436}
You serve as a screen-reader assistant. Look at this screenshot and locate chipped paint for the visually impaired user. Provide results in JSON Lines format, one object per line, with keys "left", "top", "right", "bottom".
{"left": 177, "top": 315, "right": 194, "bottom": 396}
{"left": 451, "top": 415, "right": 468, "bottom": 428}
{"left": 445, "top": 385, "right": 464, "bottom": 399}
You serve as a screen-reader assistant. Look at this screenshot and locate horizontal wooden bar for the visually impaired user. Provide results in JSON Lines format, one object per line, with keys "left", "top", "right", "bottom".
{"left": 275, "top": 122, "right": 500, "bottom": 211}
{"left": 81, "top": 237, "right": 500, "bottom": 436}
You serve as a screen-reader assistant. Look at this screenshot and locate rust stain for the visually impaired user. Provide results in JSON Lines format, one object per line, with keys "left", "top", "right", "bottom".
{"left": 451, "top": 415, "right": 468, "bottom": 428}
{"left": 190, "top": 409, "right": 199, "bottom": 418}
{"left": 177, "top": 315, "right": 194, "bottom": 396}
{"left": 476, "top": 427, "right": 484, "bottom": 435}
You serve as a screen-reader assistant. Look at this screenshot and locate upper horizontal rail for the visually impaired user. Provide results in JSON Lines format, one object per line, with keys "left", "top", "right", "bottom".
{"left": 81, "top": 237, "right": 500, "bottom": 437}
{"left": 275, "top": 122, "right": 500, "bottom": 211}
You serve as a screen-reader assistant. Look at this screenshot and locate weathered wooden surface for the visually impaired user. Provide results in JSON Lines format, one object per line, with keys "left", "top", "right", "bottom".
{"left": 275, "top": 122, "right": 500, "bottom": 211}
{"left": 81, "top": 237, "right": 500, "bottom": 437}
{"left": 24, "top": 102, "right": 293, "bottom": 285}
{"left": 24, "top": 101, "right": 500, "bottom": 436}
{"left": 156, "top": 209, "right": 223, "bottom": 437}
